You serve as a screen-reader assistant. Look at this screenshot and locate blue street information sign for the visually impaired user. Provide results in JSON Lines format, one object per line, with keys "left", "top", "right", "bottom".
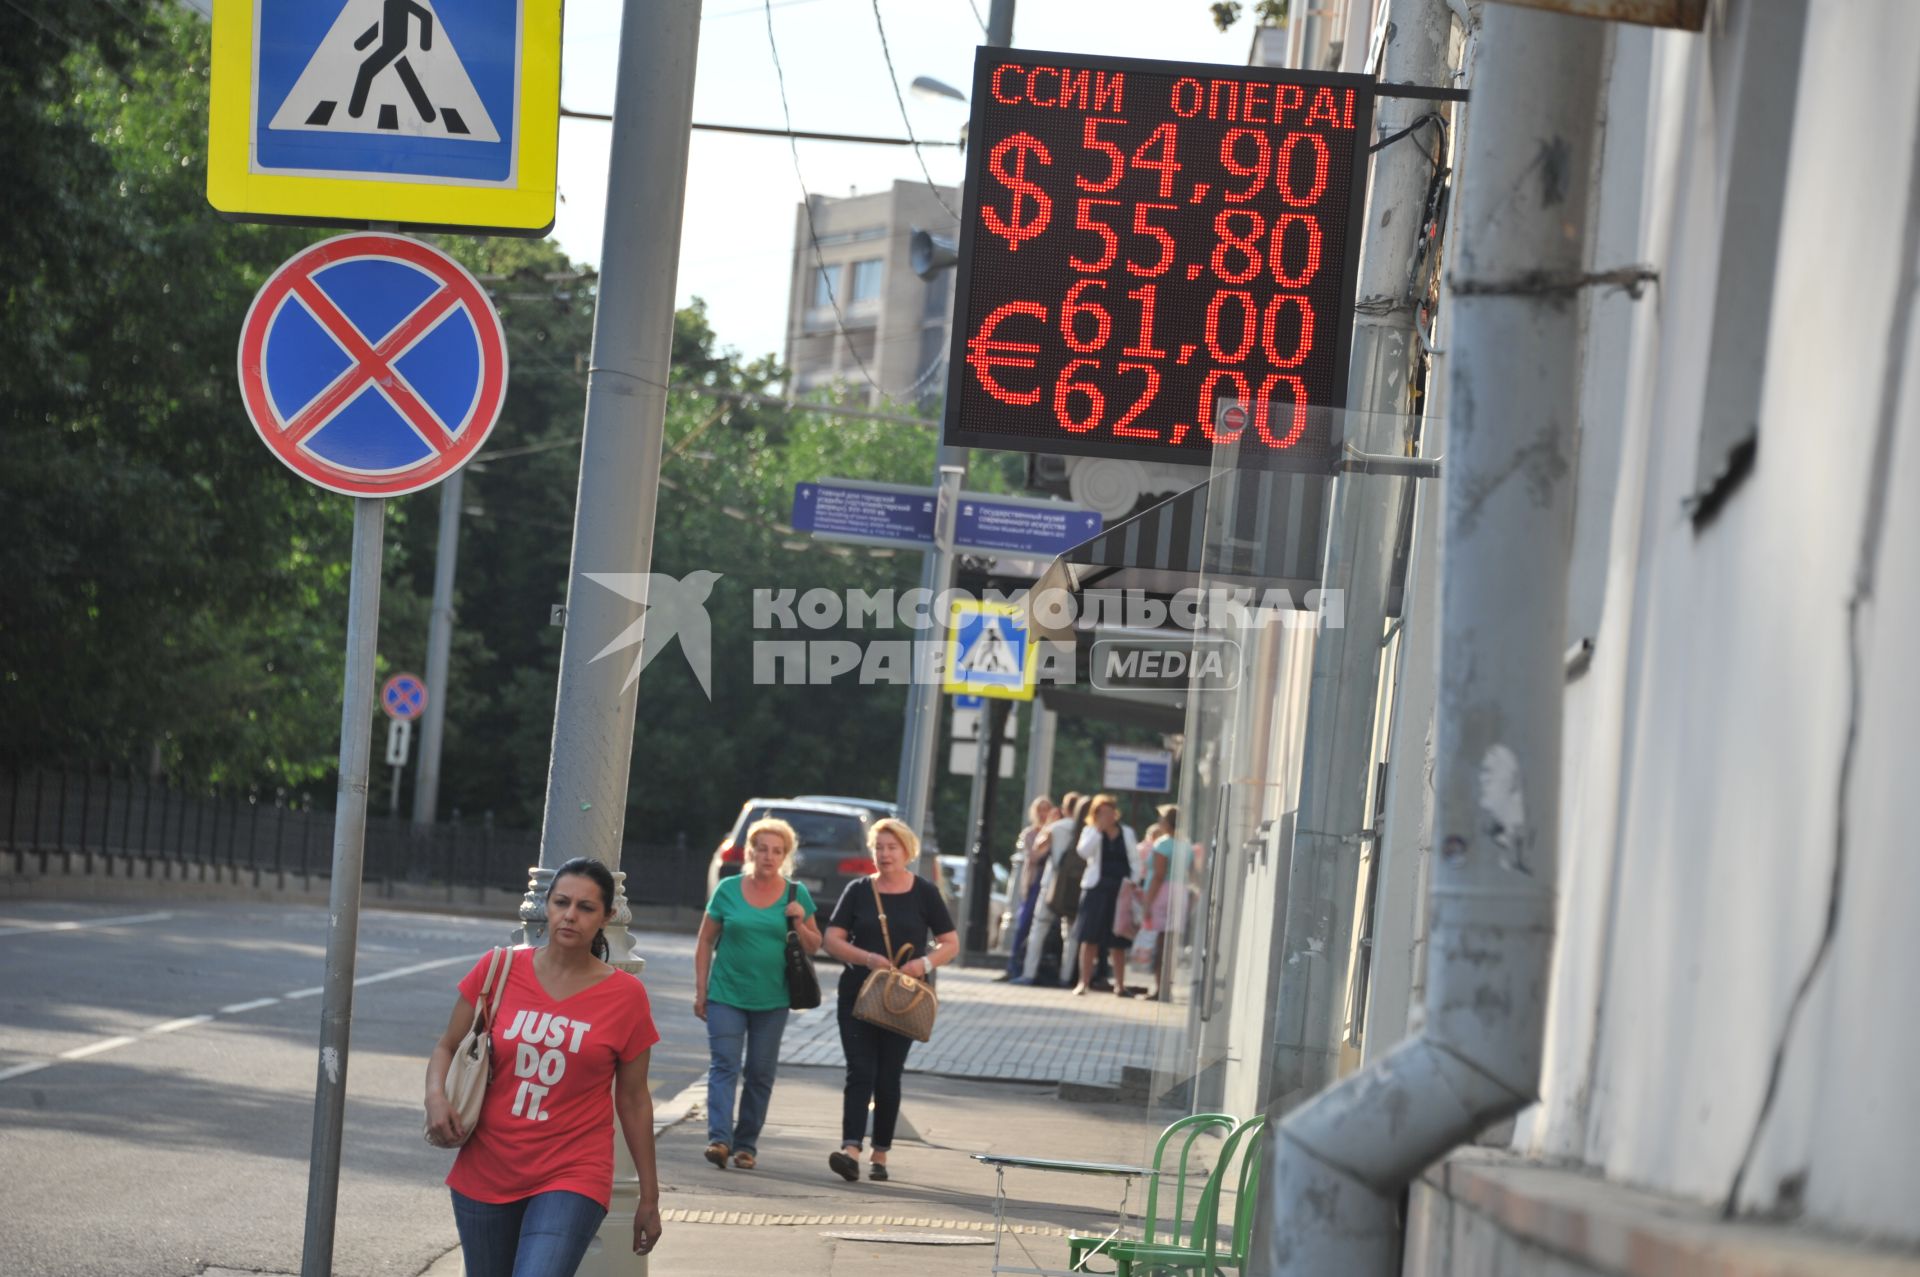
{"left": 955, "top": 498, "right": 1103, "bottom": 557}
{"left": 208, "top": 0, "right": 563, "bottom": 233}
{"left": 792, "top": 479, "right": 1102, "bottom": 557}
{"left": 791, "top": 480, "right": 936, "bottom": 551}
{"left": 1102, "top": 744, "right": 1174, "bottom": 793}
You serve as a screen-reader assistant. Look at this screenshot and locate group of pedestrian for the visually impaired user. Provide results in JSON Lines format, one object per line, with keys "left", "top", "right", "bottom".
{"left": 1002, "top": 790, "right": 1180, "bottom": 999}
{"left": 422, "top": 817, "right": 956, "bottom": 1276}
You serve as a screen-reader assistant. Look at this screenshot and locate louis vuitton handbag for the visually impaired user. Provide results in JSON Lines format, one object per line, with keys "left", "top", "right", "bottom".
{"left": 851, "top": 879, "right": 939, "bottom": 1043}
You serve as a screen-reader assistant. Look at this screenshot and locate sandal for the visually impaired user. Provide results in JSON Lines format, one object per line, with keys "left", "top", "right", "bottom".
{"left": 828, "top": 1149, "right": 861, "bottom": 1182}
{"left": 732, "top": 1150, "right": 756, "bottom": 1170}
{"left": 704, "top": 1141, "right": 730, "bottom": 1169}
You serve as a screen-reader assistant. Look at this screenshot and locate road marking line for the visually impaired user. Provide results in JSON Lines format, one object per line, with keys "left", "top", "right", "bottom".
{"left": 59, "top": 1036, "right": 137, "bottom": 1061}
{"left": 148, "top": 1014, "right": 215, "bottom": 1036}
{"left": 219, "top": 997, "right": 281, "bottom": 1015}
{"left": 352, "top": 953, "right": 472, "bottom": 986}
{"left": 0, "top": 910, "right": 174, "bottom": 937}
{"left": 0, "top": 954, "right": 481, "bottom": 1086}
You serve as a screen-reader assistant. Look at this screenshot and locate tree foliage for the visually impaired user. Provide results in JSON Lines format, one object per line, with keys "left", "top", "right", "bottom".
{"left": 0, "top": 3, "right": 1140, "bottom": 858}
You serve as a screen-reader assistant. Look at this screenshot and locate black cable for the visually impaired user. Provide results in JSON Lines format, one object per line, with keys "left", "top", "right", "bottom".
{"left": 870, "top": 0, "right": 960, "bottom": 221}
{"left": 1368, "top": 112, "right": 1444, "bottom": 155}
{"left": 966, "top": 0, "right": 988, "bottom": 35}
{"left": 763, "top": 0, "right": 884, "bottom": 394}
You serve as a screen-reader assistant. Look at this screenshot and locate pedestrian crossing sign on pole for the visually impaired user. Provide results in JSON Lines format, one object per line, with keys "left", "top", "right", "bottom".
{"left": 207, "top": 0, "right": 562, "bottom": 235}
{"left": 942, "top": 600, "right": 1037, "bottom": 702}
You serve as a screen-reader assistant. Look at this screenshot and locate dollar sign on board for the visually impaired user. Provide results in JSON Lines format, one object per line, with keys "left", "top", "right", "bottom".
{"left": 980, "top": 133, "right": 1053, "bottom": 250}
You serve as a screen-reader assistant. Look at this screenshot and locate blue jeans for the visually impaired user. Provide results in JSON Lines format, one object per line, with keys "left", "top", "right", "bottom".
{"left": 705, "top": 1001, "right": 790, "bottom": 1156}
{"left": 450, "top": 1188, "right": 606, "bottom": 1277}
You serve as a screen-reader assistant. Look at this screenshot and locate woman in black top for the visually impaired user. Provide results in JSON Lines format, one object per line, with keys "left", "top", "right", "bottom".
{"left": 822, "top": 818, "right": 956, "bottom": 1183}
{"left": 1072, "top": 793, "right": 1140, "bottom": 997}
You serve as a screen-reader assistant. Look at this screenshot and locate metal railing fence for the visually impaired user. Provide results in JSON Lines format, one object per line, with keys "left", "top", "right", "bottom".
{"left": 0, "top": 766, "right": 711, "bottom": 909}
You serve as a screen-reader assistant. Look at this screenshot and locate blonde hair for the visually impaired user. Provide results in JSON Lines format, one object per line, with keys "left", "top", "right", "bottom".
{"left": 1089, "top": 793, "right": 1121, "bottom": 821}
{"left": 867, "top": 817, "right": 921, "bottom": 862}
{"left": 1028, "top": 796, "right": 1054, "bottom": 825}
{"left": 744, "top": 817, "right": 798, "bottom": 875}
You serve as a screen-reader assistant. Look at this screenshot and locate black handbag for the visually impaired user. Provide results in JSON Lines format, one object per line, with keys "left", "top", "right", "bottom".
{"left": 784, "top": 884, "right": 822, "bottom": 1010}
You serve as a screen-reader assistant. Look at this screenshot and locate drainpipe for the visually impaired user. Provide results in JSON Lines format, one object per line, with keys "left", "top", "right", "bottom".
{"left": 1261, "top": 5, "right": 1604, "bottom": 1274}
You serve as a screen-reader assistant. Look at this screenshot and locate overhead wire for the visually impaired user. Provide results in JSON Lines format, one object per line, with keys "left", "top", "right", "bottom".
{"left": 869, "top": 0, "right": 961, "bottom": 221}
{"left": 762, "top": 0, "right": 886, "bottom": 395}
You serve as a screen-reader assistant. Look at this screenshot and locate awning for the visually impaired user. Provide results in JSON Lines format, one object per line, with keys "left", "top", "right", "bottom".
{"left": 1028, "top": 471, "right": 1336, "bottom": 640}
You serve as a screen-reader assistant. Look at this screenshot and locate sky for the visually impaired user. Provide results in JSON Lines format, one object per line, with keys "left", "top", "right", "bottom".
{"left": 551, "top": 0, "right": 1256, "bottom": 366}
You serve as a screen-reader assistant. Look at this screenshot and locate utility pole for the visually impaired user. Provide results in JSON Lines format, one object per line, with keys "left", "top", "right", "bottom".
{"left": 897, "top": 0, "right": 1014, "bottom": 867}
{"left": 411, "top": 468, "right": 461, "bottom": 830}
{"left": 525, "top": 0, "right": 702, "bottom": 1271}
{"left": 1262, "top": 0, "right": 1456, "bottom": 1115}
{"left": 959, "top": 696, "right": 1011, "bottom": 962}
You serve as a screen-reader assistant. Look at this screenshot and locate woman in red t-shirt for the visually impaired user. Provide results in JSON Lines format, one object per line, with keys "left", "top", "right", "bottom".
{"left": 425, "top": 857, "right": 664, "bottom": 1275}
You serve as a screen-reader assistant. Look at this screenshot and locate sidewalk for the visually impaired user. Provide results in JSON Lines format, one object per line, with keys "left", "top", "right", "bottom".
{"left": 780, "top": 964, "right": 1168, "bottom": 1087}
{"left": 631, "top": 1064, "right": 1165, "bottom": 1276}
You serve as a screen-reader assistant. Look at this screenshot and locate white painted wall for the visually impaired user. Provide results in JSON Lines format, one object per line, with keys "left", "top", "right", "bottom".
{"left": 1518, "top": 0, "right": 1920, "bottom": 1244}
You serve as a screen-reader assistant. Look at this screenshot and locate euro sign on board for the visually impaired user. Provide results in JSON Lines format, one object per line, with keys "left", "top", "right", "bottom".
{"left": 980, "top": 133, "right": 1052, "bottom": 250}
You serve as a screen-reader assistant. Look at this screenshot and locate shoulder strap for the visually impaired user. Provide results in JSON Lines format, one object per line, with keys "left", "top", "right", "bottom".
{"left": 478, "top": 946, "right": 512, "bottom": 1030}
{"left": 870, "top": 876, "right": 895, "bottom": 963}
{"left": 785, "top": 883, "right": 797, "bottom": 933}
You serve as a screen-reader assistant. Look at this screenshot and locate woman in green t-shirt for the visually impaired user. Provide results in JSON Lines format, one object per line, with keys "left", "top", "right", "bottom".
{"left": 694, "top": 817, "right": 821, "bottom": 1170}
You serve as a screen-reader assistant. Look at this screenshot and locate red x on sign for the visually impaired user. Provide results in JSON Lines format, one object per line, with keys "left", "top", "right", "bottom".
{"left": 237, "top": 233, "right": 507, "bottom": 498}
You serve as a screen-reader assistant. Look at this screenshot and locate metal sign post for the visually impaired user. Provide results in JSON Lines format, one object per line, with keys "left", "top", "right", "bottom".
{"left": 233, "top": 232, "right": 505, "bottom": 1277}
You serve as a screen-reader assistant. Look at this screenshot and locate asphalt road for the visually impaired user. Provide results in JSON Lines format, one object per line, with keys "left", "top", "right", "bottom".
{"left": 0, "top": 900, "right": 710, "bottom": 1277}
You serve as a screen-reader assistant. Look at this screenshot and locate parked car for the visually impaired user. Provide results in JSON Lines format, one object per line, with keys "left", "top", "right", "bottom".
{"left": 794, "top": 795, "right": 899, "bottom": 822}
{"left": 938, "top": 854, "right": 1013, "bottom": 952}
{"left": 707, "top": 798, "right": 877, "bottom": 917}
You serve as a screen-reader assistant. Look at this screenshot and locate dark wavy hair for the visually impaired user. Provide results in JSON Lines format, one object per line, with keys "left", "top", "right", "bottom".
{"left": 551, "top": 856, "right": 616, "bottom": 961}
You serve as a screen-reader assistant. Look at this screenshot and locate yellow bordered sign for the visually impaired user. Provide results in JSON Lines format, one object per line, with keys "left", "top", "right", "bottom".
{"left": 942, "top": 599, "right": 1037, "bottom": 702}
{"left": 208, "top": 0, "right": 561, "bottom": 235}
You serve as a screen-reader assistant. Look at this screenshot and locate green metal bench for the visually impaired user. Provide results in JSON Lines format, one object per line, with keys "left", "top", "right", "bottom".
{"left": 1074, "top": 1115, "right": 1267, "bottom": 1276}
{"left": 972, "top": 1112, "right": 1238, "bottom": 1276}
{"left": 1065, "top": 1113, "right": 1239, "bottom": 1272}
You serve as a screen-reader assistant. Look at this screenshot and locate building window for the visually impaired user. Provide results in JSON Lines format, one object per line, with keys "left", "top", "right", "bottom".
{"left": 810, "top": 264, "right": 838, "bottom": 309}
{"left": 1688, "top": 0, "right": 1810, "bottom": 528}
{"left": 850, "top": 258, "right": 884, "bottom": 303}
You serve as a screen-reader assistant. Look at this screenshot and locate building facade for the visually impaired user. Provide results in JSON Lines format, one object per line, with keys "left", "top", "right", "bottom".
{"left": 782, "top": 180, "right": 959, "bottom": 407}
{"left": 1092, "top": 1, "right": 1920, "bottom": 1273}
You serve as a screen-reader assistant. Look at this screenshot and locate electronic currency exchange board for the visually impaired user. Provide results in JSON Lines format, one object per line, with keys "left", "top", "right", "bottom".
{"left": 944, "top": 51, "right": 1374, "bottom": 473}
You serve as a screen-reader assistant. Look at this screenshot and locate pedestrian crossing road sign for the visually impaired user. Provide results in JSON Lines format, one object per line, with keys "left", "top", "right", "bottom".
{"left": 943, "top": 600, "right": 1037, "bottom": 702}
{"left": 207, "top": 0, "right": 561, "bottom": 234}
{"left": 237, "top": 233, "right": 508, "bottom": 496}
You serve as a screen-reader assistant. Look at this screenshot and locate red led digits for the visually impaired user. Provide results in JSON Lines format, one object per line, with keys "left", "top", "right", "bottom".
{"left": 1276, "top": 131, "right": 1330, "bottom": 208}
{"left": 1211, "top": 210, "right": 1265, "bottom": 284}
{"left": 1054, "top": 359, "right": 1105, "bottom": 433}
{"left": 1112, "top": 362, "right": 1161, "bottom": 438}
{"left": 1128, "top": 203, "right": 1177, "bottom": 277}
{"left": 1204, "top": 290, "right": 1257, "bottom": 364}
{"left": 1128, "top": 123, "right": 1181, "bottom": 198}
{"left": 1078, "top": 118, "right": 1126, "bottom": 191}
{"left": 948, "top": 52, "right": 1371, "bottom": 472}
{"left": 1220, "top": 128, "right": 1270, "bottom": 203}
{"left": 1261, "top": 296, "right": 1314, "bottom": 368}
{"left": 1070, "top": 199, "right": 1122, "bottom": 272}
{"left": 1122, "top": 284, "right": 1166, "bottom": 359}
{"left": 1270, "top": 214, "right": 1323, "bottom": 288}
{"left": 1060, "top": 279, "right": 1113, "bottom": 353}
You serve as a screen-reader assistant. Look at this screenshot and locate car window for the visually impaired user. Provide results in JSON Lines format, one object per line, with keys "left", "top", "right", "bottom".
{"left": 758, "top": 808, "right": 867, "bottom": 852}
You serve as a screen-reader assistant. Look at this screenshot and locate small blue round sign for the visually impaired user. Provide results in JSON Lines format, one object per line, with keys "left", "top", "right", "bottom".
{"left": 381, "top": 672, "right": 427, "bottom": 721}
